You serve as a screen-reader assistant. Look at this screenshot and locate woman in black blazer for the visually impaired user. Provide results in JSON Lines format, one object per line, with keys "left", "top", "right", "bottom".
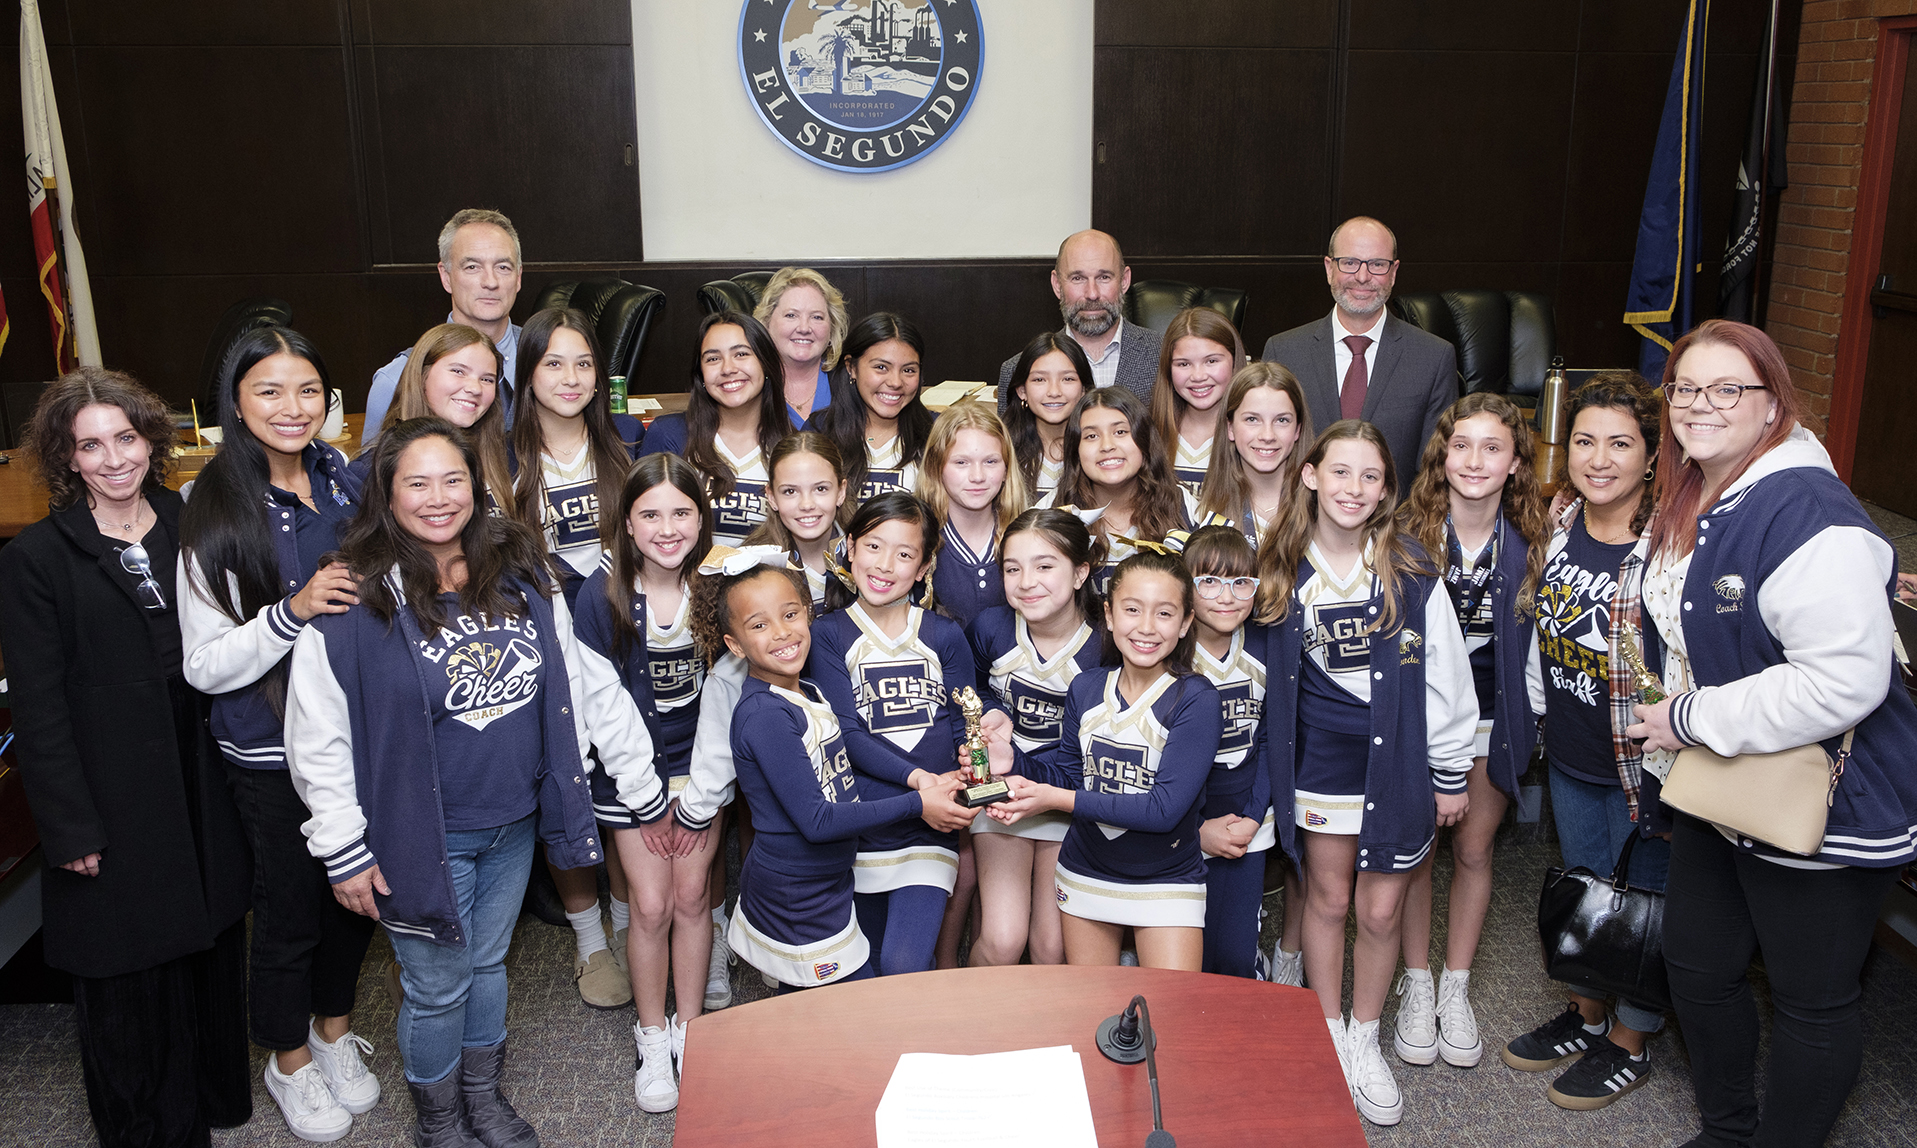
{"left": 0, "top": 368, "right": 252, "bottom": 1148}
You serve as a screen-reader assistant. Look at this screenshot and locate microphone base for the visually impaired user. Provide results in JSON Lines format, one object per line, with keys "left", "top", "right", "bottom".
{"left": 1094, "top": 1013, "right": 1154, "bottom": 1064}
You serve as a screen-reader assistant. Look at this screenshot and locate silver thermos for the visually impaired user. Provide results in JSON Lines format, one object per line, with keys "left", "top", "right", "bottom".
{"left": 1537, "top": 356, "right": 1570, "bottom": 445}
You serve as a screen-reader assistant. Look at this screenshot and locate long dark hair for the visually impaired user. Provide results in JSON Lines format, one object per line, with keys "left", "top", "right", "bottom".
{"left": 510, "top": 306, "right": 632, "bottom": 555}
{"left": 342, "top": 417, "right": 554, "bottom": 634}
{"left": 823, "top": 490, "right": 940, "bottom": 614}
{"left": 1002, "top": 507, "right": 1103, "bottom": 628}
{"left": 811, "top": 312, "right": 934, "bottom": 496}
{"left": 684, "top": 310, "right": 788, "bottom": 501}
{"left": 1004, "top": 331, "right": 1092, "bottom": 492}
{"left": 1056, "top": 387, "right": 1186, "bottom": 546}
{"left": 1099, "top": 549, "right": 1198, "bottom": 676}
{"left": 605, "top": 453, "right": 713, "bottom": 659}
{"left": 181, "top": 326, "right": 331, "bottom": 635}
{"left": 1557, "top": 370, "right": 1662, "bottom": 540}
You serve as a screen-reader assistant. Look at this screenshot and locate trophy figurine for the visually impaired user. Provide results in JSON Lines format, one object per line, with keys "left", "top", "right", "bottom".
{"left": 954, "top": 686, "right": 1011, "bottom": 808}
{"left": 1616, "top": 621, "right": 1666, "bottom": 704}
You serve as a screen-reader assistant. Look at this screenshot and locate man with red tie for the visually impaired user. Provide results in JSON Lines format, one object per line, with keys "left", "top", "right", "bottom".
{"left": 1259, "top": 217, "right": 1461, "bottom": 478}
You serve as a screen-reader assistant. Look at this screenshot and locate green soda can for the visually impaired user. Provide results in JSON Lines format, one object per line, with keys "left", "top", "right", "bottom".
{"left": 608, "top": 375, "right": 628, "bottom": 416}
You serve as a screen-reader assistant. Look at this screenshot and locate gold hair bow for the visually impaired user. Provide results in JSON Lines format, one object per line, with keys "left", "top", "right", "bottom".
{"left": 697, "top": 544, "right": 794, "bottom": 577}
{"left": 824, "top": 536, "right": 859, "bottom": 594}
{"left": 1109, "top": 529, "right": 1190, "bottom": 556}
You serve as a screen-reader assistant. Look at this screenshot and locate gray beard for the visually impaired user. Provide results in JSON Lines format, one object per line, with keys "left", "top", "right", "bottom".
{"left": 1063, "top": 299, "right": 1120, "bottom": 338}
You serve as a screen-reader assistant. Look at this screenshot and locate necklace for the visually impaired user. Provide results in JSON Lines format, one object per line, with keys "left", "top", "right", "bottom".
{"left": 1584, "top": 505, "right": 1637, "bottom": 545}
{"left": 92, "top": 498, "right": 147, "bottom": 536}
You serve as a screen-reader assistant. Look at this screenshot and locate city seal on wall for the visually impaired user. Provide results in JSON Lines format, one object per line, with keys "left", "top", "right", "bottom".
{"left": 738, "top": 0, "right": 983, "bottom": 174}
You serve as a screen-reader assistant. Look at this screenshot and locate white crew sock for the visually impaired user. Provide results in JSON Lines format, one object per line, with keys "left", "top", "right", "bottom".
{"left": 609, "top": 897, "right": 631, "bottom": 934}
{"left": 566, "top": 905, "right": 609, "bottom": 961}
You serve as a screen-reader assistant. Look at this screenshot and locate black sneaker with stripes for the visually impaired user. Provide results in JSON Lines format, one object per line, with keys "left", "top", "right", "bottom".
{"left": 1500, "top": 1002, "right": 1611, "bottom": 1071}
{"left": 1547, "top": 1038, "right": 1651, "bottom": 1110}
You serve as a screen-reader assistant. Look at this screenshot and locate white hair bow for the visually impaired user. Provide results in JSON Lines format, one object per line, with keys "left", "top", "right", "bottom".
{"left": 1055, "top": 504, "right": 1106, "bottom": 527}
{"left": 697, "top": 544, "right": 792, "bottom": 577}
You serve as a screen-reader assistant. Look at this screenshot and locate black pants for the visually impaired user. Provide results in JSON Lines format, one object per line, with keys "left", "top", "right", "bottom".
{"left": 73, "top": 919, "right": 250, "bottom": 1148}
{"left": 1663, "top": 813, "right": 1898, "bottom": 1147}
{"left": 226, "top": 763, "right": 376, "bottom": 1051}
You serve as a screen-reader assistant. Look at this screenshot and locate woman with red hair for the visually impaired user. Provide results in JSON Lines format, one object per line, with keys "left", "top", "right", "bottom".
{"left": 1627, "top": 319, "right": 1917, "bottom": 1147}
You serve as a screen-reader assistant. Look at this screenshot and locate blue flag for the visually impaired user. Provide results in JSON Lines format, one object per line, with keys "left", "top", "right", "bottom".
{"left": 1624, "top": 0, "right": 1710, "bottom": 383}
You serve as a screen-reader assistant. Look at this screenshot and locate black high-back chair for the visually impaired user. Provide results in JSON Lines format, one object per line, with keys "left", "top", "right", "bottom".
{"left": 1388, "top": 289, "right": 1556, "bottom": 414}
{"left": 695, "top": 272, "right": 776, "bottom": 317}
{"left": 1123, "top": 279, "right": 1250, "bottom": 335}
{"left": 199, "top": 297, "right": 293, "bottom": 419}
{"left": 532, "top": 278, "right": 667, "bottom": 383}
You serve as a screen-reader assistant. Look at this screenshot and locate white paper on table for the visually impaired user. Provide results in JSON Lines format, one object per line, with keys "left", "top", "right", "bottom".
{"left": 874, "top": 1044, "right": 1097, "bottom": 1148}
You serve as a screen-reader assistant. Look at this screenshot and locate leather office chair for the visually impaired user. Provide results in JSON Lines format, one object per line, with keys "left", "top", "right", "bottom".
{"left": 1123, "top": 280, "right": 1250, "bottom": 336}
{"left": 696, "top": 271, "right": 776, "bottom": 317}
{"left": 199, "top": 296, "right": 294, "bottom": 419}
{"left": 533, "top": 278, "right": 667, "bottom": 383}
{"left": 1388, "top": 290, "right": 1555, "bottom": 413}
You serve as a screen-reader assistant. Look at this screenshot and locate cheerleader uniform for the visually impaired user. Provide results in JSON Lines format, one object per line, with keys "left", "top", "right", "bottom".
{"left": 1020, "top": 669, "right": 1222, "bottom": 928}
{"left": 725, "top": 677, "right": 925, "bottom": 990}
{"left": 807, "top": 603, "right": 974, "bottom": 975}
{"left": 1033, "top": 454, "right": 1063, "bottom": 504}
{"left": 1195, "top": 624, "right": 1276, "bottom": 977}
{"left": 1033, "top": 487, "right": 1206, "bottom": 594}
{"left": 1173, "top": 435, "right": 1212, "bottom": 497}
{"left": 534, "top": 449, "right": 606, "bottom": 609}
{"left": 1261, "top": 541, "right": 1475, "bottom": 874}
{"left": 572, "top": 557, "right": 702, "bottom": 829}
{"left": 929, "top": 521, "right": 1005, "bottom": 628}
{"left": 1440, "top": 514, "right": 1541, "bottom": 798}
{"left": 965, "top": 606, "right": 1102, "bottom": 842}
{"left": 641, "top": 416, "right": 769, "bottom": 548}
{"left": 856, "top": 436, "right": 918, "bottom": 503}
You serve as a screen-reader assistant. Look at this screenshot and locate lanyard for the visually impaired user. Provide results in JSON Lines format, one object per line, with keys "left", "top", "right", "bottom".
{"left": 1444, "top": 514, "right": 1498, "bottom": 630}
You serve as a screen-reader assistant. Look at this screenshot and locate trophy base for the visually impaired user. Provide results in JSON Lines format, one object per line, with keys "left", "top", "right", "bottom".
{"left": 960, "top": 779, "right": 1012, "bottom": 808}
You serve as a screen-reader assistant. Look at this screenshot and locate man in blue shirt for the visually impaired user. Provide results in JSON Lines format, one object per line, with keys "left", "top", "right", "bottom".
{"left": 362, "top": 209, "right": 525, "bottom": 446}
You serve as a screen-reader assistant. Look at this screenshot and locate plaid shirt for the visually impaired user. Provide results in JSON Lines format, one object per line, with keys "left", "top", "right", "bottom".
{"left": 1553, "top": 498, "right": 1653, "bottom": 819}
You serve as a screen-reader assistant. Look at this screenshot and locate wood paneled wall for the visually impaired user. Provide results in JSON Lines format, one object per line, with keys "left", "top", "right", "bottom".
{"left": 0, "top": 0, "right": 1796, "bottom": 419}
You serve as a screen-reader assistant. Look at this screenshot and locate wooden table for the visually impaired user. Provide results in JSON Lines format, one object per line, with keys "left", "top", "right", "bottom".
{"left": 674, "top": 964, "right": 1365, "bottom": 1148}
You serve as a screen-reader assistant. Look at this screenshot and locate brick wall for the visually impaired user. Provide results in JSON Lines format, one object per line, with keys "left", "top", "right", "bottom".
{"left": 1768, "top": 0, "right": 1917, "bottom": 436}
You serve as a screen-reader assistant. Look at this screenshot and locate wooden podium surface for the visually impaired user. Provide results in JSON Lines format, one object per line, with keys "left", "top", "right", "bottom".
{"left": 674, "top": 965, "right": 1366, "bottom": 1148}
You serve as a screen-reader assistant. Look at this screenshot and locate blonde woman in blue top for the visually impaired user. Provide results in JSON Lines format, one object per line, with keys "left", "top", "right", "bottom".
{"left": 985, "top": 549, "right": 1222, "bottom": 971}
{"left": 964, "top": 508, "right": 1104, "bottom": 968}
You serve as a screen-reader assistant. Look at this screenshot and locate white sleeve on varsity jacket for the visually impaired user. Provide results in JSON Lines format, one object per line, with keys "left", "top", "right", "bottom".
{"left": 178, "top": 552, "right": 306, "bottom": 693}
{"left": 553, "top": 592, "right": 666, "bottom": 822}
{"left": 1526, "top": 625, "right": 1547, "bottom": 716}
{"left": 1421, "top": 582, "right": 1478, "bottom": 791}
{"left": 283, "top": 626, "right": 373, "bottom": 880}
{"left": 1671, "top": 525, "right": 1895, "bottom": 755}
{"left": 676, "top": 653, "right": 746, "bottom": 831}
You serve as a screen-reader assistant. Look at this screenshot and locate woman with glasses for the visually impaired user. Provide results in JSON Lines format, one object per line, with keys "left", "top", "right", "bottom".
{"left": 1626, "top": 320, "right": 1917, "bottom": 1147}
{"left": 0, "top": 368, "right": 253, "bottom": 1147}
{"left": 178, "top": 327, "right": 383, "bottom": 1140}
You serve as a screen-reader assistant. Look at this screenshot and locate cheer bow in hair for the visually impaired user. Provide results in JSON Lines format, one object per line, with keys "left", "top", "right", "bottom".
{"left": 1053, "top": 504, "right": 1106, "bottom": 527}
{"left": 824, "top": 535, "right": 860, "bottom": 594}
{"left": 1109, "top": 528, "right": 1191, "bottom": 556}
{"left": 697, "top": 544, "right": 794, "bottom": 577}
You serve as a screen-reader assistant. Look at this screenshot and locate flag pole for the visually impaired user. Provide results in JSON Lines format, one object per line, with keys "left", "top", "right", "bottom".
{"left": 1751, "top": 0, "right": 1782, "bottom": 326}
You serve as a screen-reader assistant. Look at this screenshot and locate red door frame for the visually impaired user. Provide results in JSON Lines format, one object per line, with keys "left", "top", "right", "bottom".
{"left": 1829, "top": 15, "right": 1917, "bottom": 482}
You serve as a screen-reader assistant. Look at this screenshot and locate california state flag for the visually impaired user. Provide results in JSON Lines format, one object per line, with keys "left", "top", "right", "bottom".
{"left": 20, "top": 0, "right": 98, "bottom": 372}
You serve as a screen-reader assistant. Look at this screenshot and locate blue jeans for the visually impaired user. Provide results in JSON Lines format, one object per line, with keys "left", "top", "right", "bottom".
{"left": 1548, "top": 763, "right": 1670, "bottom": 1033}
{"left": 386, "top": 816, "right": 536, "bottom": 1085}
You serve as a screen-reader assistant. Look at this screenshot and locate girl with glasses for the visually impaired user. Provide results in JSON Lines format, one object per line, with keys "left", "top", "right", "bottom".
{"left": 1392, "top": 393, "right": 1548, "bottom": 1072}
{"left": 0, "top": 369, "right": 252, "bottom": 1148}
{"left": 1182, "top": 525, "right": 1277, "bottom": 979}
{"left": 178, "top": 326, "right": 382, "bottom": 1140}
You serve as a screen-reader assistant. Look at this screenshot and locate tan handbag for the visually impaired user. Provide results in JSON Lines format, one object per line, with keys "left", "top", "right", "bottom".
{"left": 1659, "top": 730, "right": 1854, "bottom": 856}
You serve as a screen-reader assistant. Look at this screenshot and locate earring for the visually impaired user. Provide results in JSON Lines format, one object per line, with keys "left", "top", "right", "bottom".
{"left": 1644, "top": 465, "right": 1655, "bottom": 482}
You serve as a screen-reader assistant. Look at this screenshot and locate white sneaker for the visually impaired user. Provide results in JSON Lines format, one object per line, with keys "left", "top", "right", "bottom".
{"left": 669, "top": 1014, "right": 688, "bottom": 1077}
{"left": 1119, "top": 949, "right": 1140, "bottom": 967}
{"left": 1270, "top": 946, "right": 1305, "bottom": 988}
{"left": 264, "top": 1053, "right": 353, "bottom": 1142}
{"left": 633, "top": 1023, "right": 679, "bottom": 1113}
{"left": 305, "top": 1024, "right": 380, "bottom": 1115}
{"left": 705, "top": 922, "right": 734, "bottom": 1010}
{"left": 1435, "top": 966, "right": 1483, "bottom": 1067}
{"left": 1325, "top": 1016, "right": 1352, "bottom": 1097}
{"left": 1393, "top": 968, "right": 1438, "bottom": 1066}
{"left": 1347, "top": 1018, "right": 1404, "bottom": 1126}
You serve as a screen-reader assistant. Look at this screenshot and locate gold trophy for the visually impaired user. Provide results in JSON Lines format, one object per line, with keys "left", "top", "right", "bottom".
{"left": 1616, "top": 621, "right": 1666, "bottom": 704}
{"left": 954, "top": 686, "right": 1011, "bottom": 808}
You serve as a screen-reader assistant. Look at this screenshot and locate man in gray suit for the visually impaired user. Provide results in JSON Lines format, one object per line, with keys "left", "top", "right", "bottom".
{"left": 1260, "top": 216, "right": 1460, "bottom": 479}
{"left": 998, "top": 229, "right": 1161, "bottom": 413}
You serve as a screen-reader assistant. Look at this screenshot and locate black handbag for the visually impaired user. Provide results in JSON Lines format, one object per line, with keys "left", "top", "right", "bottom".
{"left": 1537, "top": 831, "right": 1670, "bottom": 1012}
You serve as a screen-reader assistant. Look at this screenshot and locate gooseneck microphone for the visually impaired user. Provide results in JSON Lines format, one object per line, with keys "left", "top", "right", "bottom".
{"left": 1095, "top": 994, "right": 1176, "bottom": 1148}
